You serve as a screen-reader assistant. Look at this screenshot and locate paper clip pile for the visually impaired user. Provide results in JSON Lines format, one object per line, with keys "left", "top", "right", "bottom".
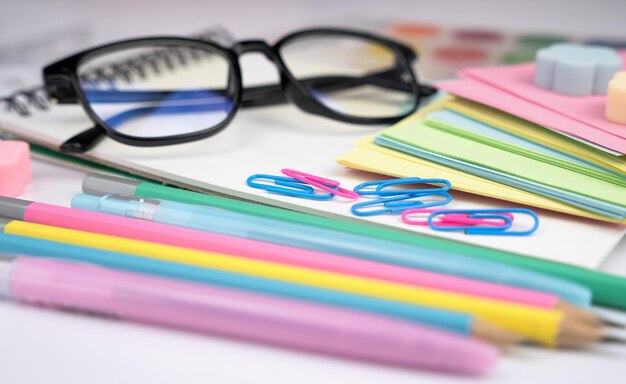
{"left": 401, "top": 208, "right": 539, "bottom": 236}
{"left": 246, "top": 169, "right": 359, "bottom": 200}
{"left": 351, "top": 178, "right": 452, "bottom": 216}
{"left": 248, "top": 172, "right": 539, "bottom": 236}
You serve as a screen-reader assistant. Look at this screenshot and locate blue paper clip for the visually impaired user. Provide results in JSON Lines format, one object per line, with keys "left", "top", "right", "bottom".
{"left": 427, "top": 208, "right": 539, "bottom": 236}
{"left": 351, "top": 192, "right": 452, "bottom": 217}
{"left": 246, "top": 174, "right": 334, "bottom": 200}
{"left": 353, "top": 180, "right": 392, "bottom": 196}
{"left": 376, "top": 177, "right": 451, "bottom": 196}
{"left": 353, "top": 177, "right": 451, "bottom": 197}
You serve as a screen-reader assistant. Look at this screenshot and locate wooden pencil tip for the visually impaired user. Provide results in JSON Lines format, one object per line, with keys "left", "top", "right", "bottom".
{"left": 471, "top": 320, "right": 526, "bottom": 347}
{"left": 599, "top": 324, "right": 626, "bottom": 344}
{"left": 557, "top": 301, "right": 626, "bottom": 329}
{"left": 554, "top": 301, "right": 603, "bottom": 327}
{"left": 556, "top": 316, "right": 605, "bottom": 348}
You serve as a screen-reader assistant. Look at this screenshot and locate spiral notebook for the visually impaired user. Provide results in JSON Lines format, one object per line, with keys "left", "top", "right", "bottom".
{"left": 0, "top": 48, "right": 624, "bottom": 269}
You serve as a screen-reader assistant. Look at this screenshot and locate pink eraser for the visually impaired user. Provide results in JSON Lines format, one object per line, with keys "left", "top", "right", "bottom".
{"left": 0, "top": 140, "right": 32, "bottom": 197}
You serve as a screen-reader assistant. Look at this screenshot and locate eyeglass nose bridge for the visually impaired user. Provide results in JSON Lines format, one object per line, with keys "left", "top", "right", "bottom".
{"left": 231, "top": 39, "right": 310, "bottom": 111}
{"left": 232, "top": 40, "right": 279, "bottom": 62}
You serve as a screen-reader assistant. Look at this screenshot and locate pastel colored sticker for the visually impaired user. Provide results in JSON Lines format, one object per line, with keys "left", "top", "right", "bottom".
{"left": 534, "top": 44, "right": 622, "bottom": 96}
{"left": 606, "top": 71, "right": 626, "bottom": 125}
{"left": 502, "top": 50, "right": 536, "bottom": 65}
{"left": 389, "top": 24, "right": 440, "bottom": 39}
{"left": 454, "top": 29, "right": 503, "bottom": 43}
{"left": 434, "top": 47, "right": 488, "bottom": 64}
{"left": 518, "top": 34, "right": 569, "bottom": 49}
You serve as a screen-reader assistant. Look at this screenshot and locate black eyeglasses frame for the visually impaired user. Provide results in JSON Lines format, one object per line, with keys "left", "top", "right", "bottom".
{"left": 43, "top": 27, "right": 432, "bottom": 152}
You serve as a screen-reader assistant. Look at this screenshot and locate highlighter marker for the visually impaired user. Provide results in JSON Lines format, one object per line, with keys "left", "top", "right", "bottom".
{"left": 0, "top": 254, "right": 498, "bottom": 375}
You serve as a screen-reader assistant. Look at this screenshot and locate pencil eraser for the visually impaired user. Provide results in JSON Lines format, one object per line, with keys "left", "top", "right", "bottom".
{"left": 0, "top": 140, "right": 32, "bottom": 197}
{"left": 534, "top": 43, "right": 622, "bottom": 96}
{"left": 606, "top": 71, "right": 626, "bottom": 125}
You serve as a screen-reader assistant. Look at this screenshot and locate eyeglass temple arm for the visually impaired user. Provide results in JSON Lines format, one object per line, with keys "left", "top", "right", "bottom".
{"left": 61, "top": 101, "right": 232, "bottom": 152}
{"left": 241, "top": 68, "right": 436, "bottom": 108}
{"left": 60, "top": 125, "right": 107, "bottom": 153}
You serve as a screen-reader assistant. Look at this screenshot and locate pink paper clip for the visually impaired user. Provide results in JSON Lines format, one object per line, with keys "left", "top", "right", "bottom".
{"left": 281, "top": 168, "right": 359, "bottom": 199}
{"left": 401, "top": 208, "right": 514, "bottom": 227}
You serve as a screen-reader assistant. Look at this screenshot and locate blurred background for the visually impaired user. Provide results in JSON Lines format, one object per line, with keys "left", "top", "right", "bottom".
{"left": 1, "top": 0, "right": 626, "bottom": 91}
{"left": 2, "top": 0, "right": 626, "bottom": 43}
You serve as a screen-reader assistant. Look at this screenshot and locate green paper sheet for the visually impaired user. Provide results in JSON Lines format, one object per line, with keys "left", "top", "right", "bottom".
{"left": 380, "top": 120, "right": 626, "bottom": 214}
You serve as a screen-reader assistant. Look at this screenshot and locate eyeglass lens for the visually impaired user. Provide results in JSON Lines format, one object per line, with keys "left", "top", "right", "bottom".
{"left": 77, "top": 44, "right": 235, "bottom": 139}
{"left": 280, "top": 35, "right": 417, "bottom": 119}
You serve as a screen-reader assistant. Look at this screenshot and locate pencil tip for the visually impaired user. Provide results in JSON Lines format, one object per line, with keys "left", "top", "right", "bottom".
{"left": 555, "top": 301, "right": 603, "bottom": 327}
{"left": 602, "top": 335, "right": 626, "bottom": 344}
{"left": 600, "top": 318, "right": 626, "bottom": 329}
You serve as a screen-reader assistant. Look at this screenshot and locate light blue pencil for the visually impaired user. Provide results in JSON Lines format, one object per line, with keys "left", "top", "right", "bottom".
{"left": 72, "top": 192, "right": 591, "bottom": 307}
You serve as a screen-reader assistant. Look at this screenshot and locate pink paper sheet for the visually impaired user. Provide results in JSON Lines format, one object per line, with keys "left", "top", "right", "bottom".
{"left": 436, "top": 79, "right": 626, "bottom": 154}
{"left": 460, "top": 52, "right": 626, "bottom": 140}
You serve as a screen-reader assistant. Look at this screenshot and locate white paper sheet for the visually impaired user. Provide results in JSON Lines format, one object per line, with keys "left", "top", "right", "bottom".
{"left": 1, "top": 98, "right": 624, "bottom": 269}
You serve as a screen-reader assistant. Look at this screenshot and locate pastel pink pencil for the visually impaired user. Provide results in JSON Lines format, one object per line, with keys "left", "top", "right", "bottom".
{"left": 0, "top": 196, "right": 557, "bottom": 308}
{"left": 0, "top": 254, "right": 498, "bottom": 374}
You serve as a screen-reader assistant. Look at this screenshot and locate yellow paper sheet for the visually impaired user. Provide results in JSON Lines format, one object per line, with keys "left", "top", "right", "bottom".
{"left": 337, "top": 138, "right": 623, "bottom": 223}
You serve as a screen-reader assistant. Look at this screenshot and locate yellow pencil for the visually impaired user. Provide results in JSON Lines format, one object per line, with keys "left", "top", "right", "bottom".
{"left": 3, "top": 219, "right": 564, "bottom": 345}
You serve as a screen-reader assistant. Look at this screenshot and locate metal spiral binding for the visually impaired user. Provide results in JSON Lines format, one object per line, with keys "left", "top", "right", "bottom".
{"left": 0, "top": 87, "right": 49, "bottom": 116}
{"left": 0, "top": 26, "right": 235, "bottom": 116}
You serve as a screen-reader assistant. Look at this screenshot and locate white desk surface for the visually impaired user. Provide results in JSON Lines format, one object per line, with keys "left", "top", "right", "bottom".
{"left": 0, "top": 156, "right": 625, "bottom": 384}
{"left": 2, "top": 1, "right": 626, "bottom": 382}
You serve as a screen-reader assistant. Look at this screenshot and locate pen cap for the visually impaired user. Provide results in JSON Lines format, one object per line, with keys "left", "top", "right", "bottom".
{"left": 72, "top": 194, "right": 160, "bottom": 221}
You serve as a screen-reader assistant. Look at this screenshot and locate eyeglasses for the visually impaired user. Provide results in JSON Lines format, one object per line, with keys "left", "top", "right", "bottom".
{"left": 43, "top": 28, "right": 435, "bottom": 153}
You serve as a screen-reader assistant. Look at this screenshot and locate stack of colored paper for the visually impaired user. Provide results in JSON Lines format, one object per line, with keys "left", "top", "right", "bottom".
{"left": 337, "top": 57, "right": 626, "bottom": 223}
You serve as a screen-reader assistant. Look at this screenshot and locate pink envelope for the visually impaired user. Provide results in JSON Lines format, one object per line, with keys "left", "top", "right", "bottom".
{"left": 460, "top": 52, "right": 626, "bottom": 140}
{"left": 436, "top": 79, "right": 626, "bottom": 154}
